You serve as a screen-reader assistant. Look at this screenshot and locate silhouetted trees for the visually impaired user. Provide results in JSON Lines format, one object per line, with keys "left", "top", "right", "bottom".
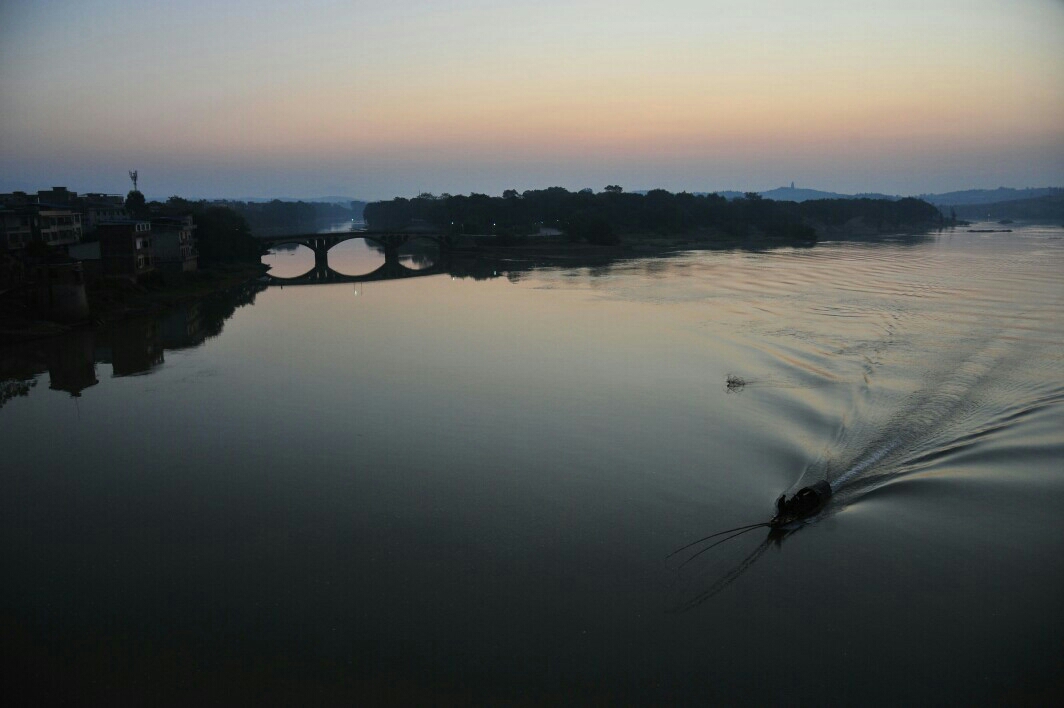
{"left": 566, "top": 213, "right": 618, "bottom": 245}
{"left": 363, "top": 188, "right": 940, "bottom": 245}
{"left": 192, "top": 206, "right": 260, "bottom": 264}
{"left": 220, "top": 199, "right": 358, "bottom": 235}
{"left": 125, "top": 190, "right": 147, "bottom": 217}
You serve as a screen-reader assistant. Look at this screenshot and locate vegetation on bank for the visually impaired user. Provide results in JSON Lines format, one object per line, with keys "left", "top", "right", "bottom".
{"left": 209, "top": 198, "right": 362, "bottom": 236}
{"left": 127, "top": 194, "right": 361, "bottom": 247}
{"left": 364, "top": 188, "right": 943, "bottom": 245}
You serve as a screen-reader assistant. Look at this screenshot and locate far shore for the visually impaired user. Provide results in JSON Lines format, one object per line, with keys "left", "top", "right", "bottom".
{"left": 0, "top": 219, "right": 982, "bottom": 345}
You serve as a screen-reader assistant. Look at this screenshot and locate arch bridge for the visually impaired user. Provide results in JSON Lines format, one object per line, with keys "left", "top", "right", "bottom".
{"left": 259, "top": 230, "right": 454, "bottom": 286}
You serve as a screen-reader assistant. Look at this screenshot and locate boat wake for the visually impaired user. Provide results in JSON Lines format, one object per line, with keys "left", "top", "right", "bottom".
{"left": 669, "top": 312, "right": 1063, "bottom": 611}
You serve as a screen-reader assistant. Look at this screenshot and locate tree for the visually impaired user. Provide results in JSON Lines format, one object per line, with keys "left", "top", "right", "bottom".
{"left": 125, "top": 190, "right": 146, "bottom": 216}
{"left": 566, "top": 212, "right": 619, "bottom": 245}
{"left": 503, "top": 189, "right": 519, "bottom": 199}
{"left": 194, "top": 206, "right": 259, "bottom": 264}
{"left": 604, "top": 185, "right": 623, "bottom": 193}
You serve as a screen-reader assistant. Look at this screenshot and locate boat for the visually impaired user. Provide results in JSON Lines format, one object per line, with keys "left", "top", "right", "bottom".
{"left": 770, "top": 480, "right": 832, "bottom": 528}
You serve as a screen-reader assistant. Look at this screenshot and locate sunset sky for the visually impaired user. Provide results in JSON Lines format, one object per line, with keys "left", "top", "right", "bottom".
{"left": 2, "top": 0, "right": 1062, "bottom": 200}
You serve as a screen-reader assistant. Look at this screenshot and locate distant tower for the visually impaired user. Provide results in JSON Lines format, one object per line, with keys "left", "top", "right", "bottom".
{"left": 791, "top": 181, "right": 795, "bottom": 190}
{"left": 129, "top": 170, "right": 139, "bottom": 192}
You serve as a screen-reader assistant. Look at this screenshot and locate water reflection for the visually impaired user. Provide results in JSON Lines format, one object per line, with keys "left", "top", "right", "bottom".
{"left": 327, "top": 238, "right": 387, "bottom": 276}
{"left": 366, "top": 236, "right": 440, "bottom": 271}
{"left": 1, "top": 329, "right": 98, "bottom": 399}
{"left": 261, "top": 242, "right": 315, "bottom": 278}
{"left": 0, "top": 281, "right": 264, "bottom": 405}
{"left": 261, "top": 226, "right": 945, "bottom": 289}
{"left": 2, "top": 225, "right": 1062, "bottom": 703}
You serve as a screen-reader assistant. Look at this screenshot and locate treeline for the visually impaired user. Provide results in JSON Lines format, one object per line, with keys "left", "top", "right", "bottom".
{"left": 130, "top": 195, "right": 363, "bottom": 265}
{"left": 217, "top": 199, "right": 360, "bottom": 236}
{"left": 364, "top": 188, "right": 941, "bottom": 244}
{"left": 797, "top": 197, "right": 941, "bottom": 229}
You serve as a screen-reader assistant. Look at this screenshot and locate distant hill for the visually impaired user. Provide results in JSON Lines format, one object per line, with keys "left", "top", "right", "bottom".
{"left": 691, "top": 185, "right": 1063, "bottom": 206}
{"left": 951, "top": 194, "right": 1064, "bottom": 222}
{"left": 277, "top": 196, "right": 365, "bottom": 205}
{"left": 761, "top": 186, "right": 848, "bottom": 202}
{"left": 919, "top": 187, "right": 1063, "bottom": 206}
{"left": 700, "top": 187, "right": 901, "bottom": 202}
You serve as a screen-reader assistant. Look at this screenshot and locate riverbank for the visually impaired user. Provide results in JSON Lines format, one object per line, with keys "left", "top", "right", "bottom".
{"left": 463, "top": 226, "right": 816, "bottom": 255}
{"left": 0, "top": 263, "right": 267, "bottom": 345}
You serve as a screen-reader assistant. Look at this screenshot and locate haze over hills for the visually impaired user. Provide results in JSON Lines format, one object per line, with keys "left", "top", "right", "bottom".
{"left": 709, "top": 185, "right": 1064, "bottom": 205}
{"left": 143, "top": 195, "right": 366, "bottom": 206}
{"left": 951, "top": 193, "right": 1064, "bottom": 222}
{"left": 17, "top": 182, "right": 1061, "bottom": 225}
{"left": 713, "top": 186, "right": 897, "bottom": 202}
{"left": 915, "top": 187, "right": 1064, "bottom": 206}
{"left": 150, "top": 186, "right": 1062, "bottom": 207}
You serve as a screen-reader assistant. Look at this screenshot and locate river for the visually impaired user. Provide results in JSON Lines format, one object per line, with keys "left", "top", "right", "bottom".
{"left": 2, "top": 224, "right": 1062, "bottom": 703}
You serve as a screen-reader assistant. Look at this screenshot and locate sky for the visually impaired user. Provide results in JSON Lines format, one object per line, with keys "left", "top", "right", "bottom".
{"left": 1, "top": 0, "right": 1062, "bottom": 200}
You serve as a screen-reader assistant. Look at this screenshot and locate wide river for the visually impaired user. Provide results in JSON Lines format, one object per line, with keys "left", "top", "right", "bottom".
{"left": 3, "top": 224, "right": 1062, "bottom": 703}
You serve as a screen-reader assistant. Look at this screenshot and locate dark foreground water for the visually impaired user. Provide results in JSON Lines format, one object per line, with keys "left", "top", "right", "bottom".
{"left": 3, "top": 225, "right": 1063, "bottom": 704}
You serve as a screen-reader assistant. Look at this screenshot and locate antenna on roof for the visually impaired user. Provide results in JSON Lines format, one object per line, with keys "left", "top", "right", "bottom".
{"left": 129, "top": 170, "right": 139, "bottom": 192}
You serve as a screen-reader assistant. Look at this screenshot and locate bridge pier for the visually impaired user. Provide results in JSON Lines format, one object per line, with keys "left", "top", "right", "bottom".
{"left": 312, "top": 241, "right": 329, "bottom": 269}
{"left": 383, "top": 244, "right": 400, "bottom": 265}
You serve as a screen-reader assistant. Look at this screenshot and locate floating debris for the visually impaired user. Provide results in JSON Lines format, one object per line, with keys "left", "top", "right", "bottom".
{"left": 725, "top": 374, "right": 746, "bottom": 392}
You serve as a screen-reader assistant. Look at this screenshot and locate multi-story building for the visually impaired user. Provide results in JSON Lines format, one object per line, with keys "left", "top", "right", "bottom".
{"left": 35, "top": 186, "right": 77, "bottom": 206}
{"left": 78, "top": 194, "right": 127, "bottom": 234}
{"left": 0, "top": 191, "right": 33, "bottom": 207}
{"left": 36, "top": 208, "right": 83, "bottom": 248}
{"left": 96, "top": 221, "right": 154, "bottom": 280}
{"left": 0, "top": 207, "right": 34, "bottom": 251}
{"left": 150, "top": 216, "right": 198, "bottom": 272}
{"left": 0, "top": 205, "right": 82, "bottom": 251}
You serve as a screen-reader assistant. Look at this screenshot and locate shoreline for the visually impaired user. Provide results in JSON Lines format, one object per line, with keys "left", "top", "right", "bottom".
{"left": 0, "top": 221, "right": 948, "bottom": 345}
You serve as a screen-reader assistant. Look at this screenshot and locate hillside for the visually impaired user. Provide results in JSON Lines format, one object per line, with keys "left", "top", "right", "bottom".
{"left": 951, "top": 194, "right": 1064, "bottom": 222}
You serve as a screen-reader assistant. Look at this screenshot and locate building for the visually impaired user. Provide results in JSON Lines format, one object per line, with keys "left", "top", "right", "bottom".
{"left": 78, "top": 194, "right": 127, "bottom": 234}
{"left": 0, "top": 207, "right": 34, "bottom": 251}
{"left": 36, "top": 208, "right": 83, "bottom": 248}
{"left": 0, "top": 186, "right": 124, "bottom": 246}
{"left": 0, "top": 205, "right": 82, "bottom": 252}
{"left": 35, "top": 186, "right": 77, "bottom": 206}
{"left": 0, "top": 191, "right": 33, "bottom": 207}
{"left": 96, "top": 221, "right": 154, "bottom": 280}
{"left": 150, "top": 216, "right": 197, "bottom": 272}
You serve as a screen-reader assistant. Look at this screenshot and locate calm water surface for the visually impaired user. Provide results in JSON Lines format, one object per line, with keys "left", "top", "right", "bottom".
{"left": 3, "top": 225, "right": 1062, "bottom": 703}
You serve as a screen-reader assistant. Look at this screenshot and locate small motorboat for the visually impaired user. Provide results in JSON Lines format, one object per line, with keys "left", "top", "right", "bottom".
{"left": 667, "top": 479, "right": 835, "bottom": 567}
{"left": 770, "top": 480, "right": 832, "bottom": 528}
